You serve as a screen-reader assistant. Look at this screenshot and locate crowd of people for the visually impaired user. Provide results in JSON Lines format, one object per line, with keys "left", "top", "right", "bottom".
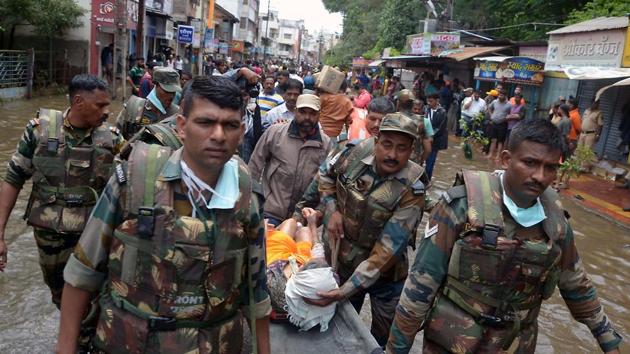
{"left": 0, "top": 58, "right": 623, "bottom": 354}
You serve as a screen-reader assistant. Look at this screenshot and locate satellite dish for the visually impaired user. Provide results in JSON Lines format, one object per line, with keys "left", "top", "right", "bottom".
{"left": 424, "top": 0, "right": 438, "bottom": 18}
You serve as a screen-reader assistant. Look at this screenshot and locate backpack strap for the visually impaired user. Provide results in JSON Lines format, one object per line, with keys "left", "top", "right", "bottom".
{"left": 461, "top": 170, "right": 504, "bottom": 248}
{"left": 38, "top": 108, "right": 64, "bottom": 153}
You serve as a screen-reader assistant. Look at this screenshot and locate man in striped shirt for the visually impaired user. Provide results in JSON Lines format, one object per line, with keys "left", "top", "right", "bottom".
{"left": 258, "top": 76, "right": 284, "bottom": 117}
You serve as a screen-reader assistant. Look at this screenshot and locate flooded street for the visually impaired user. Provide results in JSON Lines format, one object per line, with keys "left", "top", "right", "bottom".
{"left": 0, "top": 96, "right": 628, "bottom": 353}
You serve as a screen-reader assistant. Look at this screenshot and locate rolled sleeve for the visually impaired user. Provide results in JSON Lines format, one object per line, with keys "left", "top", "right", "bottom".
{"left": 63, "top": 253, "right": 106, "bottom": 292}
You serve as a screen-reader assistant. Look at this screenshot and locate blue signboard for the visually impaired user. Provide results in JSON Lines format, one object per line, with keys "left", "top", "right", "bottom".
{"left": 177, "top": 25, "right": 194, "bottom": 44}
{"left": 204, "top": 28, "right": 214, "bottom": 50}
{"left": 474, "top": 57, "right": 545, "bottom": 85}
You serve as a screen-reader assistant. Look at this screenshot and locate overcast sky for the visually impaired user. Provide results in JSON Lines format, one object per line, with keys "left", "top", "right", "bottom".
{"left": 266, "top": 0, "right": 343, "bottom": 33}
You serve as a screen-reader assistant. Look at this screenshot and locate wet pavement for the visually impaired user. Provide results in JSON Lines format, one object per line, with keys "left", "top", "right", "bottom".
{"left": 0, "top": 96, "right": 628, "bottom": 353}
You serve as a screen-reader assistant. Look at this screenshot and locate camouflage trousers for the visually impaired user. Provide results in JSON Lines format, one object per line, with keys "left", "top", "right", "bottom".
{"left": 32, "top": 228, "right": 81, "bottom": 308}
{"left": 348, "top": 279, "right": 405, "bottom": 347}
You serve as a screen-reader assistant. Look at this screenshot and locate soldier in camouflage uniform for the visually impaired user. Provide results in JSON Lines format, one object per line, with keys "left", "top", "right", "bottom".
{"left": 307, "top": 113, "right": 428, "bottom": 346}
{"left": 397, "top": 89, "right": 433, "bottom": 166}
{"left": 116, "top": 67, "right": 180, "bottom": 140}
{"left": 0, "top": 75, "right": 123, "bottom": 309}
{"left": 386, "top": 119, "right": 622, "bottom": 354}
{"left": 57, "top": 75, "right": 271, "bottom": 354}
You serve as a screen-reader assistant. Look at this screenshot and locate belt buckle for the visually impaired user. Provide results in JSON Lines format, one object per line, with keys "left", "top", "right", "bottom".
{"left": 65, "top": 193, "right": 84, "bottom": 207}
{"left": 149, "top": 316, "right": 177, "bottom": 331}
{"left": 47, "top": 138, "right": 59, "bottom": 153}
{"left": 137, "top": 207, "right": 155, "bottom": 238}
{"left": 478, "top": 313, "right": 502, "bottom": 326}
{"left": 482, "top": 224, "right": 501, "bottom": 248}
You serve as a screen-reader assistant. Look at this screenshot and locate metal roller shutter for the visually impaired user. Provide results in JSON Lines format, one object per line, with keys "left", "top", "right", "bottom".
{"left": 577, "top": 79, "right": 630, "bottom": 162}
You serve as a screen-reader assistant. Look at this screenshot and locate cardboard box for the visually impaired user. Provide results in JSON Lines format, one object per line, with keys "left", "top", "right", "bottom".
{"left": 316, "top": 66, "right": 345, "bottom": 94}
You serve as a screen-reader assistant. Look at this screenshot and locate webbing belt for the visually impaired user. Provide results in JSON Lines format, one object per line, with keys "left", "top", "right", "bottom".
{"left": 108, "top": 291, "right": 237, "bottom": 331}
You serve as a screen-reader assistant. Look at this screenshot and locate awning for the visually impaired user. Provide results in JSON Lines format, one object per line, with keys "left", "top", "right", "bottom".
{"left": 560, "top": 66, "right": 630, "bottom": 80}
{"left": 473, "top": 56, "right": 511, "bottom": 62}
{"left": 437, "top": 46, "right": 509, "bottom": 61}
{"left": 383, "top": 55, "right": 432, "bottom": 61}
{"left": 368, "top": 59, "right": 384, "bottom": 67}
{"left": 595, "top": 76, "right": 630, "bottom": 101}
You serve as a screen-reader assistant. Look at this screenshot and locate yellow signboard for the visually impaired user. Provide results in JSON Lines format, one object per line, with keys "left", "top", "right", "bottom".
{"left": 623, "top": 26, "right": 630, "bottom": 67}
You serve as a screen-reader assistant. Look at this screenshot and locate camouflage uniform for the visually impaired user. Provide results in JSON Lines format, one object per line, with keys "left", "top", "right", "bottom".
{"left": 3, "top": 108, "right": 124, "bottom": 307}
{"left": 387, "top": 170, "right": 623, "bottom": 354}
{"left": 319, "top": 113, "right": 427, "bottom": 345}
{"left": 115, "top": 96, "right": 179, "bottom": 140}
{"left": 63, "top": 142, "right": 271, "bottom": 353}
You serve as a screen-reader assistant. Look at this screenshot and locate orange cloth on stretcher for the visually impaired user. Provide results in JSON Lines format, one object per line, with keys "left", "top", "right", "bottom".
{"left": 266, "top": 230, "right": 312, "bottom": 266}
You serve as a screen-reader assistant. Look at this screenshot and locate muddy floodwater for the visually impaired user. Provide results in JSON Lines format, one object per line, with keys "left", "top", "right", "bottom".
{"left": 0, "top": 95, "right": 628, "bottom": 353}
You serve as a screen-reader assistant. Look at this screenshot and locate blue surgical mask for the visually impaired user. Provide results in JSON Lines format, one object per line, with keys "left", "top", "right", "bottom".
{"left": 147, "top": 88, "right": 166, "bottom": 114}
{"left": 181, "top": 158, "right": 239, "bottom": 211}
{"left": 500, "top": 173, "right": 546, "bottom": 227}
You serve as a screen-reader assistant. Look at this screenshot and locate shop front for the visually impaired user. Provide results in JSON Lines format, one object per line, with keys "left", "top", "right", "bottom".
{"left": 473, "top": 56, "right": 545, "bottom": 119}
{"left": 545, "top": 16, "right": 630, "bottom": 163}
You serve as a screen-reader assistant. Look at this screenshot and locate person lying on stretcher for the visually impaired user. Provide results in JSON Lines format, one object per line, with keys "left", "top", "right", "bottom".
{"left": 265, "top": 208, "right": 339, "bottom": 331}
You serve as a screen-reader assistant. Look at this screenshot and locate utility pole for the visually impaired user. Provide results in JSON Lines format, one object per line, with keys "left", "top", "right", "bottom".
{"left": 296, "top": 26, "right": 303, "bottom": 65}
{"left": 136, "top": 0, "right": 145, "bottom": 58}
{"left": 114, "top": 0, "right": 127, "bottom": 100}
{"left": 264, "top": 0, "right": 270, "bottom": 61}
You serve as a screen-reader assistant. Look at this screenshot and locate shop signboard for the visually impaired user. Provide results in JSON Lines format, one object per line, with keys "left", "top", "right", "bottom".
{"left": 405, "top": 32, "right": 459, "bottom": 56}
{"left": 177, "top": 25, "right": 194, "bottom": 44}
{"left": 93, "top": 0, "right": 115, "bottom": 27}
{"left": 352, "top": 57, "right": 370, "bottom": 67}
{"left": 429, "top": 33, "right": 459, "bottom": 55}
{"left": 474, "top": 57, "right": 545, "bottom": 85}
{"left": 204, "top": 28, "right": 214, "bottom": 50}
{"left": 231, "top": 40, "right": 244, "bottom": 53}
{"left": 545, "top": 29, "right": 626, "bottom": 70}
{"left": 146, "top": 0, "right": 172, "bottom": 13}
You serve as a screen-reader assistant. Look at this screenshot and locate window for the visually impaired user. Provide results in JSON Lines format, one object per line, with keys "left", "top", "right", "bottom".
{"left": 239, "top": 17, "right": 246, "bottom": 29}
{"left": 284, "top": 33, "right": 292, "bottom": 40}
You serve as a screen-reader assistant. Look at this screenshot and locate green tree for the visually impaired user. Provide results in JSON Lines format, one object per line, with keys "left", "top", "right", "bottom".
{"left": 566, "top": 0, "right": 629, "bottom": 24}
{"left": 322, "top": 0, "right": 384, "bottom": 66}
{"left": 29, "top": 0, "right": 85, "bottom": 81}
{"left": 0, "top": 0, "right": 35, "bottom": 49}
{"left": 375, "top": 0, "right": 425, "bottom": 52}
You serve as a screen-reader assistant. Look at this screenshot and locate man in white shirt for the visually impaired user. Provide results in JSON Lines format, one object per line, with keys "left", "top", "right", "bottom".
{"left": 461, "top": 89, "right": 486, "bottom": 136}
{"left": 263, "top": 79, "right": 303, "bottom": 130}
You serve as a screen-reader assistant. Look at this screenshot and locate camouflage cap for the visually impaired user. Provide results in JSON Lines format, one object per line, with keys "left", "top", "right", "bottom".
{"left": 379, "top": 112, "right": 418, "bottom": 140}
{"left": 153, "top": 67, "right": 181, "bottom": 93}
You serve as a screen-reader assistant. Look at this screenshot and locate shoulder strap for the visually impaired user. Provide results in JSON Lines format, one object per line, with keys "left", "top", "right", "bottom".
{"left": 127, "top": 96, "right": 147, "bottom": 124}
{"left": 461, "top": 170, "right": 504, "bottom": 247}
{"left": 538, "top": 187, "right": 567, "bottom": 242}
{"left": 38, "top": 108, "right": 64, "bottom": 153}
{"left": 336, "top": 137, "right": 375, "bottom": 181}
{"left": 125, "top": 141, "right": 173, "bottom": 216}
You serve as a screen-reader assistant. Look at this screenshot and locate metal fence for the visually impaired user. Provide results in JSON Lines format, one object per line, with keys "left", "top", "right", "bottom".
{"left": 0, "top": 49, "right": 34, "bottom": 97}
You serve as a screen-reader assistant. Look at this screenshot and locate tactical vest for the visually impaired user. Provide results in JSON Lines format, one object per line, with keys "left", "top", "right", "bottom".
{"left": 94, "top": 142, "right": 252, "bottom": 353}
{"left": 334, "top": 137, "right": 425, "bottom": 282}
{"left": 424, "top": 170, "right": 565, "bottom": 352}
{"left": 26, "top": 109, "right": 115, "bottom": 233}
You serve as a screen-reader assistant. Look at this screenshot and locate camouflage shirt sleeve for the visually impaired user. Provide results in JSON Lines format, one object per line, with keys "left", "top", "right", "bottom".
{"left": 557, "top": 225, "right": 623, "bottom": 352}
{"left": 63, "top": 174, "right": 124, "bottom": 292}
{"left": 387, "top": 197, "right": 466, "bottom": 354}
{"left": 109, "top": 126, "right": 126, "bottom": 155}
{"left": 318, "top": 148, "right": 347, "bottom": 215}
{"left": 3, "top": 120, "right": 39, "bottom": 188}
{"left": 241, "top": 192, "right": 272, "bottom": 319}
{"left": 292, "top": 174, "right": 322, "bottom": 224}
{"left": 338, "top": 187, "right": 425, "bottom": 299}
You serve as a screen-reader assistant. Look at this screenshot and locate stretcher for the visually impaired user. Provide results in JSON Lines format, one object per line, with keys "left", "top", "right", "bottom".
{"left": 270, "top": 300, "right": 382, "bottom": 354}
